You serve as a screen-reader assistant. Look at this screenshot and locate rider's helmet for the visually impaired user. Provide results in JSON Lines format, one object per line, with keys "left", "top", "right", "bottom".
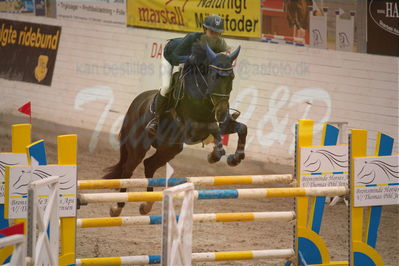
{"left": 203, "top": 14, "right": 224, "bottom": 33}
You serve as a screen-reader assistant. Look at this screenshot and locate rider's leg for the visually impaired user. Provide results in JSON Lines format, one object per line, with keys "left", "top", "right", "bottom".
{"left": 146, "top": 56, "right": 173, "bottom": 135}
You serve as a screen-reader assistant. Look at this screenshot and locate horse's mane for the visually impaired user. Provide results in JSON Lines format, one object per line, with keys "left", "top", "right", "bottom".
{"left": 186, "top": 43, "right": 210, "bottom": 73}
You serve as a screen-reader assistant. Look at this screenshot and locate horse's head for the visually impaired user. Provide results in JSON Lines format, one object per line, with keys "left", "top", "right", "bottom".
{"left": 205, "top": 44, "right": 240, "bottom": 122}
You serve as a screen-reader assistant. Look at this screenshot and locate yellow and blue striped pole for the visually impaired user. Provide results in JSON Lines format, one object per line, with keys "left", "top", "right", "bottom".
{"left": 78, "top": 174, "right": 293, "bottom": 190}
{"left": 76, "top": 249, "right": 295, "bottom": 265}
{"left": 78, "top": 186, "right": 348, "bottom": 205}
{"left": 77, "top": 211, "right": 296, "bottom": 228}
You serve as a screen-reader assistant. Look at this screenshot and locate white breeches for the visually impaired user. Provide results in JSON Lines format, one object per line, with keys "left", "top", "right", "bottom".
{"left": 160, "top": 56, "right": 173, "bottom": 96}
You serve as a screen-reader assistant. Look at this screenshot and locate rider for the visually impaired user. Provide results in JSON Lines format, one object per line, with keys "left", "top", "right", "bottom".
{"left": 146, "top": 14, "right": 230, "bottom": 135}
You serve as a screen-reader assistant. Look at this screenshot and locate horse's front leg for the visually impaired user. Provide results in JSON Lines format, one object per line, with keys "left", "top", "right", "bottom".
{"left": 220, "top": 117, "right": 247, "bottom": 167}
{"left": 208, "top": 125, "right": 225, "bottom": 164}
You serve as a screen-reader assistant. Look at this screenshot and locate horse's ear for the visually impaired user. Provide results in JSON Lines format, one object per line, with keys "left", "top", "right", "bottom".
{"left": 206, "top": 43, "right": 217, "bottom": 61}
{"left": 229, "top": 46, "right": 241, "bottom": 62}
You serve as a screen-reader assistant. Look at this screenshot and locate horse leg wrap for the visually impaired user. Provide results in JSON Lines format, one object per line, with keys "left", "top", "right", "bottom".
{"left": 227, "top": 149, "right": 245, "bottom": 167}
{"left": 235, "top": 146, "right": 246, "bottom": 160}
{"left": 208, "top": 144, "right": 225, "bottom": 164}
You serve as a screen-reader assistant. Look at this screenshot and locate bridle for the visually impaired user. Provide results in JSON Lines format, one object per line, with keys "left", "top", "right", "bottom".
{"left": 192, "top": 63, "right": 232, "bottom": 109}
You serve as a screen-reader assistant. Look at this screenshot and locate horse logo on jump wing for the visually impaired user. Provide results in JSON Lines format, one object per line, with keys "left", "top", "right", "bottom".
{"left": 12, "top": 169, "right": 74, "bottom": 196}
{"left": 338, "top": 32, "right": 350, "bottom": 49}
{"left": 356, "top": 160, "right": 399, "bottom": 185}
{"left": 312, "top": 29, "right": 323, "bottom": 46}
{"left": 0, "top": 160, "right": 19, "bottom": 176}
{"left": 303, "top": 149, "right": 348, "bottom": 173}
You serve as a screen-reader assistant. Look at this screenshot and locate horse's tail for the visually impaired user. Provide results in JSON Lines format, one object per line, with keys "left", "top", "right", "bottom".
{"left": 102, "top": 139, "right": 127, "bottom": 179}
{"left": 102, "top": 90, "right": 156, "bottom": 180}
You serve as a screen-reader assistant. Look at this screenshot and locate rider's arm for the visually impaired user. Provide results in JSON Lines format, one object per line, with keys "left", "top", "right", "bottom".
{"left": 216, "top": 38, "right": 231, "bottom": 53}
{"left": 169, "top": 33, "right": 202, "bottom": 65}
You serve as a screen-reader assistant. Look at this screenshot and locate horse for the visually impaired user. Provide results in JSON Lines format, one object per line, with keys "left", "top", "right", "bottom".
{"left": 102, "top": 44, "right": 247, "bottom": 217}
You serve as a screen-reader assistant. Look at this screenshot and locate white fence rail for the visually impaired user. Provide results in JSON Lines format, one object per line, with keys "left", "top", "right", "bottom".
{"left": 27, "top": 176, "right": 60, "bottom": 266}
{"left": 162, "top": 183, "right": 194, "bottom": 266}
{"left": 0, "top": 234, "right": 27, "bottom": 266}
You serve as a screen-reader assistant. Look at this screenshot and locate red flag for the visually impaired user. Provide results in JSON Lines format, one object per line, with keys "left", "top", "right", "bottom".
{"left": 222, "top": 134, "right": 229, "bottom": 146}
{"left": 18, "top": 102, "right": 31, "bottom": 115}
{"left": 18, "top": 102, "right": 31, "bottom": 123}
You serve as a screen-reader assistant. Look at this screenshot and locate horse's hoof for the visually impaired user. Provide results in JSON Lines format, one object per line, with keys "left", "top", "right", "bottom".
{"left": 139, "top": 203, "right": 152, "bottom": 215}
{"left": 110, "top": 206, "right": 122, "bottom": 217}
{"left": 208, "top": 153, "right": 221, "bottom": 164}
{"left": 227, "top": 154, "right": 240, "bottom": 167}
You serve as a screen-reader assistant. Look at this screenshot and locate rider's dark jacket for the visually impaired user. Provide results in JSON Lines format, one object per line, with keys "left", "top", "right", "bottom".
{"left": 164, "top": 32, "right": 229, "bottom": 66}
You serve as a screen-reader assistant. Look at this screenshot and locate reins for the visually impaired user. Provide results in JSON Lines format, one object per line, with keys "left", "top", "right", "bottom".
{"left": 177, "top": 59, "right": 232, "bottom": 114}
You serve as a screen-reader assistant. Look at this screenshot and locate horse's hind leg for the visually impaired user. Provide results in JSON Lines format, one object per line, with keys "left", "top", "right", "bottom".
{"left": 110, "top": 146, "right": 149, "bottom": 217}
{"left": 140, "top": 144, "right": 183, "bottom": 215}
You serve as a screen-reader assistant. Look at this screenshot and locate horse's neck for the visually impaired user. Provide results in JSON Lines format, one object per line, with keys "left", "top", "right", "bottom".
{"left": 183, "top": 64, "right": 208, "bottom": 97}
{"left": 175, "top": 65, "right": 215, "bottom": 123}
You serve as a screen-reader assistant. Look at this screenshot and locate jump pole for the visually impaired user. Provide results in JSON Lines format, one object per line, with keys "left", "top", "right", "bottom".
{"left": 75, "top": 249, "right": 296, "bottom": 265}
{"left": 77, "top": 186, "right": 348, "bottom": 204}
{"left": 77, "top": 211, "right": 296, "bottom": 228}
{"left": 78, "top": 174, "right": 294, "bottom": 190}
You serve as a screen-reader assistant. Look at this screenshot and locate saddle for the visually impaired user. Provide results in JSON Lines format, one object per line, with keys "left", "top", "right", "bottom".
{"left": 151, "top": 70, "right": 185, "bottom": 115}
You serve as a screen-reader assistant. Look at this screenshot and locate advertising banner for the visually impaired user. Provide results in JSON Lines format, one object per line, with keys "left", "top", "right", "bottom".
{"left": 367, "top": 0, "right": 399, "bottom": 56}
{"left": 0, "top": 18, "right": 61, "bottom": 86}
{"left": 57, "top": 0, "right": 126, "bottom": 26}
{"left": 0, "top": 0, "right": 34, "bottom": 13}
{"left": 127, "top": 0, "right": 261, "bottom": 38}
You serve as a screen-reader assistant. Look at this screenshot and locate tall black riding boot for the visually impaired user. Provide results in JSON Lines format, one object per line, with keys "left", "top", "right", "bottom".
{"left": 146, "top": 93, "right": 168, "bottom": 135}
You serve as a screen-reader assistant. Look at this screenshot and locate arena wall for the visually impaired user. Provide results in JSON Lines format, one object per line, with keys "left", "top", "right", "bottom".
{"left": 0, "top": 13, "right": 397, "bottom": 165}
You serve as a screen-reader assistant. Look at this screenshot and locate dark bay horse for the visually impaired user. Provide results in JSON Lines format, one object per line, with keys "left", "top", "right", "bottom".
{"left": 103, "top": 44, "right": 247, "bottom": 216}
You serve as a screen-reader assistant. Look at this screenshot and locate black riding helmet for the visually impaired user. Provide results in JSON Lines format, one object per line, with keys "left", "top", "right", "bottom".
{"left": 203, "top": 14, "right": 224, "bottom": 33}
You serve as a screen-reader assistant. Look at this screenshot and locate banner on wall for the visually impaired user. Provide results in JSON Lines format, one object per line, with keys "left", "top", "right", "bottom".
{"left": 0, "top": 0, "right": 34, "bottom": 13}
{"left": 0, "top": 19, "right": 61, "bottom": 86}
{"left": 35, "top": 0, "right": 46, "bottom": 16}
{"left": 57, "top": 0, "right": 126, "bottom": 26}
{"left": 367, "top": 0, "right": 399, "bottom": 56}
{"left": 127, "top": 0, "right": 261, "bottom": 38}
